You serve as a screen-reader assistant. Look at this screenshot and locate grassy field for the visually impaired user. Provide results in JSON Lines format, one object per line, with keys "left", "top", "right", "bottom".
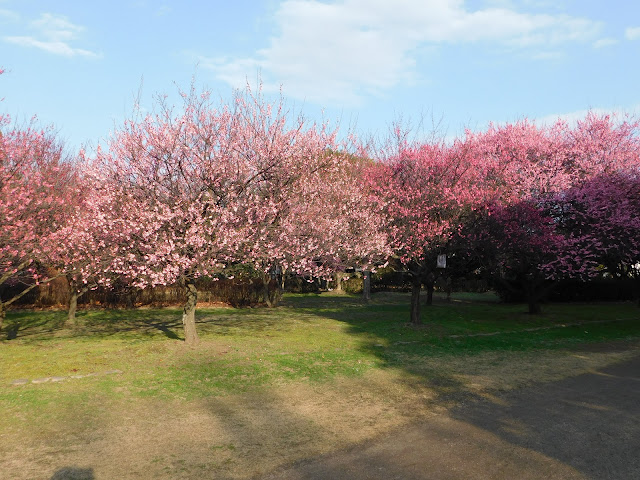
{"left": 1, "top": 291, "right": 639, "bottom": 479}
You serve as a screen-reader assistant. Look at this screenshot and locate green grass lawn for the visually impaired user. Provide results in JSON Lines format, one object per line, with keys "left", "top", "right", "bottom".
{"left": 2, "top": 291, "right": 639, "bottom": 392}
{"left": 1, "top": 291, "right": 639, "bottom": 479}
{"left": 0, "top": 293, "right": 640, "bottom": 376}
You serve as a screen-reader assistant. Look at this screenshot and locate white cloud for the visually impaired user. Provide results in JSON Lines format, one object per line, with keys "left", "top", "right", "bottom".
{"left": 3, "top": 12, "right": 99, "bottom": 58}
{"left": 0, "top": 8, "right": 19, "bottom": 21}
{"left": 625, "top": 26, "right": 640, "bottom": 40}
{"left": 536, "top": 104, "right": 640, "bottom": 126}
{"left": 5, "top": 36, "right": 97, "bottom": 57}
{"left": 593, "top": 37, "right": 618, "bottom": 48}
{"left": 203, "top": 0, "right": 603, "bottom": 105}
{"left": 32, "top": 13, "right": 84, "bottom": 41}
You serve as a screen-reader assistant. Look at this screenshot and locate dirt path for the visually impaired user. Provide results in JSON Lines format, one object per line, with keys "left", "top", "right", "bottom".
{"left": 258, "top": 353, "right": 640, "bottom": 480}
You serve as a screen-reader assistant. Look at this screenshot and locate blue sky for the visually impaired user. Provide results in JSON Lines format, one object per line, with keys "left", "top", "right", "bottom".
{"left": 1, "top": 0, "right": 639, "bottom": 152}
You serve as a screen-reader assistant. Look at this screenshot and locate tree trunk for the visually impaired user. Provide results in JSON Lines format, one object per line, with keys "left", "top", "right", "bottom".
{"left": 270, "top": 281, "right": 283, "bottom": 307}
{"left": 410, "top": 278, "right": 421, "bottom": 325}
{"left": 68, "top": 291, "right": 78, "bottom": 324}
{"left": 424, "top": 271, "right": 435, "bottom": 306}
{"left": 272, "top": 284, "right": 282, "bottom": 307}
{"left": 445, "top": 277, "right": 452, "bottom": 302}
{"left": 263, "top": 275, "right": 273, "bottom": 308}
{"left": 0, "top": 302, "right": 5, "bottom": 332}
{"left": 262, "top": 275, "right": 282, "bottom": 307}
{"left": 334, "top": 272, "right": 343, "bottom": 293}
{"left": 182, "top": 282, "right": 199, "bottom": 346}
{"left": 66, "top": 276, "right": 89, "bottom": 325}
{"left": 362, "top": 270, "right": 371, "bottom": 302}
{"left": 524, "top": 278, "right": 542, "bottom": 314}
{"left": 425, "top": 285, "right": 434, "bottom": 306}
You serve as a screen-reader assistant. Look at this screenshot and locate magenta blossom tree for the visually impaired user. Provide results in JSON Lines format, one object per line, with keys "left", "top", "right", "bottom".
{"left": 448, "top": 113, "right": 640, "bottom": 312}
{"left": 464, "top": 113, "right": 640, "bottom": 202}
{"left": 455, "top": 201, "right": 571, "bottom": 314}
{"left": 545, "top": 172, "right": 640, "bottom": 303}
{"left": 367, "top": 132, "right": 501, "bottom": 324}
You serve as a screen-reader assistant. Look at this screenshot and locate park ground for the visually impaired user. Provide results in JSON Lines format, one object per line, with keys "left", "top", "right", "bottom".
{"left": 1, "top": 292, "right": 639, "bottom": 479}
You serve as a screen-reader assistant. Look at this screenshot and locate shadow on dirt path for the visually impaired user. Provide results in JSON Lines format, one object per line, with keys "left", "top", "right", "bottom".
{"left": 257, "top": 353, "right": 640, "bottom": 480}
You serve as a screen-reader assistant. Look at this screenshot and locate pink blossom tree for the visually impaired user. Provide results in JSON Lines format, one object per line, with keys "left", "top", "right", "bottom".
{"left": 463, "top": 118, "right": 573, "bottom": 201}
{"left": 92, "top": 84, "right": 368, "bottom": 344}
{"left": 0, "top": 119, "right": 77, "bottom": 330}
{"left": 211, "top": 103, "right": 344, "bottom": 307}
{"left": 43, "top": 158, "right": 132, "bottom": 324}
{"left": 564, "top": 113, "right": 640, "bottom": 180}
{"left": 365, "top": 112, "right": 640, "bottom": 322}
{"left": 1, "top": 68, "right": 75, "bottom": 330}
{"left": 317, "top": 152, "right": 390, "bottom": 290}
{"left": 91, "top": 89, "right": 244, "bottom": 345}
{"left": 234, "top": 148, "right": 389, "bottom": 306}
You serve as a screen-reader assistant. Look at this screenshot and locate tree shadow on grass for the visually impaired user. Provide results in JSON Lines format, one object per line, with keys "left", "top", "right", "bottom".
{"left": 2, "top": 303, "right": 313, "bottom": 343}
{"left": 147, "top": 321, "right": 181, "bottom": 340}
{"left": 446, "top": 353, "right": 640, "bottom": 479}
{"left": 2, "top": 308, "right": 187, "bottom": 341}
{"left": 3, "top": 310, "right": 68, "bottom": 340}
{"left": 293, "top": 291, "right": 640, "bottom": 480}
{"left": 237, "top": 292, "right": 640, "bottom": 479}
{"left": 252, "top": 344, "right": 640, "bottom": 480}
{"left": 49, "top": 467, "right": 95, "bottom": 480}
